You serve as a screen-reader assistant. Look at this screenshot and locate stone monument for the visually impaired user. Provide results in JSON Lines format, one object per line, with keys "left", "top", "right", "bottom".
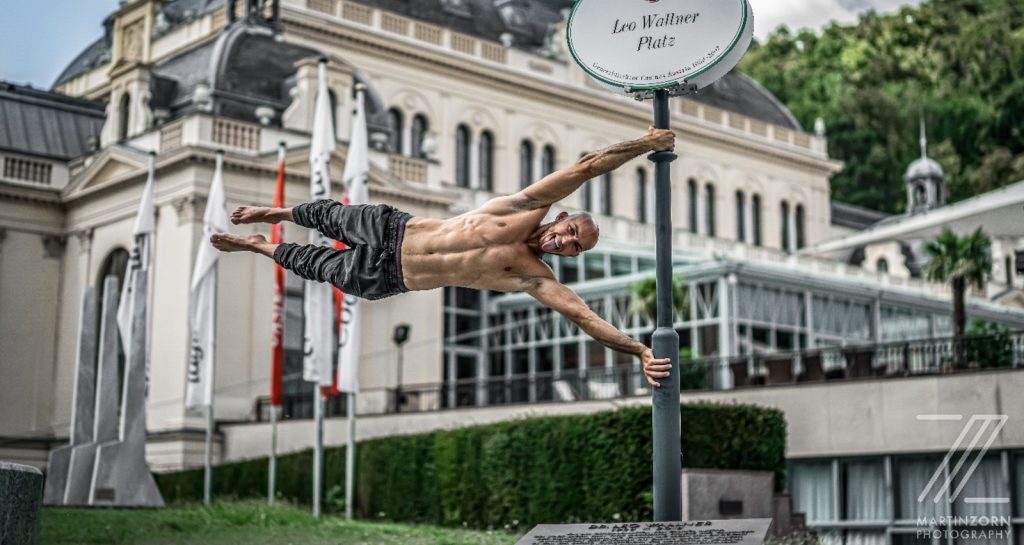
{"left": 1, "top": 461, "right": 44, "bottom": 545}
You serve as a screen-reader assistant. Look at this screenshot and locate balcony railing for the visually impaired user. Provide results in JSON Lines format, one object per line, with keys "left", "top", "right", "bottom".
{"left": 253, "top": 331, "right": 1024, "bottom": 422}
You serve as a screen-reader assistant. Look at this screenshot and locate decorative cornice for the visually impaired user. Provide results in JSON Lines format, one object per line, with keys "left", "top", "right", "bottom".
{"left": 73, "top": 228, "right": 94, "bottom": 254}
{"left": 172, "top": 194, "right": 205, "bottom": 226}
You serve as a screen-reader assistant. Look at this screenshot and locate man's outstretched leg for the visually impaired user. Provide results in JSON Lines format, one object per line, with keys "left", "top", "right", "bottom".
{"left": 211, "top": 232, "right": 354, "bottom": 288}
{"left": 232, "top": 200, "right": 375, "bottom": 247}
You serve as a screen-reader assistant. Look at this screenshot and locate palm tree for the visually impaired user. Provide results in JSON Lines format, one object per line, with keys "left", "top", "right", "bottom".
{"left": 630, "top": 275, "right": 707, "bottom": 389}
{"left": 923, "top": 228, "right": 992, "bottom": 366}
{"left": 629, "top": 274, "right": 687, "bottom": 325}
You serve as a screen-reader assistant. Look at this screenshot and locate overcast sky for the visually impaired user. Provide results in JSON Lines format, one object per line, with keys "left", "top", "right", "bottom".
{"left": 0, "top": 0, "right": 923, "bottom": 89}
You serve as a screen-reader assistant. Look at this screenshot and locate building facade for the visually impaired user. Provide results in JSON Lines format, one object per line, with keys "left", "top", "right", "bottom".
{"left": 2, "top": 1, "right": 1023, "bottom": 542}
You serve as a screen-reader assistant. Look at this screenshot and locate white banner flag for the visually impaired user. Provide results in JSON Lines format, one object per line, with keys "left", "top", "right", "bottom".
{"left": 185, "top": 152, "right": 228, "bottom": 409}
{"left": 337, "top": 87, "right": 369, "bottom": 394}
{"left": 303, "top": 60, "right": 336, "bottom": 386}
{"left": 117, "top": 153, "right": 156, "bottom": 380}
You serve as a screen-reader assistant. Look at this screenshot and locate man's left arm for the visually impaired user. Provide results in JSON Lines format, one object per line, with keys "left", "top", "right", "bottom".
{"left": 526, "top": 276, "right": 672, "bottom": 387}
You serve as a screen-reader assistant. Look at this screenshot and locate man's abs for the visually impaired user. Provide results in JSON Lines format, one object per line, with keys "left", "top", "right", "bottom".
{"left": 399, "top": 216, "right": 540, "bottom": 292}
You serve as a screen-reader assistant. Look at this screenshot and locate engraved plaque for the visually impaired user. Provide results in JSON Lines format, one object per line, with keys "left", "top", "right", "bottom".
{"left": 516, "top": 519, "right": 772, "bottom": 545}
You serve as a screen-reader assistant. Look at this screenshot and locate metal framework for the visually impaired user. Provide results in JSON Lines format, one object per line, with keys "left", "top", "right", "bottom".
{"left": 443, "top": 249, "right": 1024, "bottom": 406}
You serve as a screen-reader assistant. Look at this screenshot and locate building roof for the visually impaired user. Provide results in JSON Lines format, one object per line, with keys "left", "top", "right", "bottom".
{"left": 810, "top": 180, "right": 1024, "bottom": 255}
{"left": 0, "top": 82, "right": 105, "bottom": 160}
{"left": 52, "top": 0, "right": 804, "bottom": 131}
{"left": 148, "top": 20, "right": 391, "bottom": 134}
{"left": 904, "top": 156, "right": 944, "bottom": 181}
{"left": 831, "top": 201, "right": 889, "bottom": 230}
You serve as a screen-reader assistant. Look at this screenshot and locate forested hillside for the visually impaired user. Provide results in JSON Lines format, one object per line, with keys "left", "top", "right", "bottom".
{"left": 738, "top": 0, "right": 1024, "bottom": 213}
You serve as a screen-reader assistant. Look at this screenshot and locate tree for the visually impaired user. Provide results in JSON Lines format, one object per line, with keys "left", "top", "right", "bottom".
{"left": 630, "top": 276, "right": 709, "bottom": 390}
{"left": 738, "top": 0, "right": 1024, "bottom": 213}
{"left": 922, "top": 228, "right": 992, "bottom": 365}
{"left": 629, "top": 274, "right": 687, "bottom": 325}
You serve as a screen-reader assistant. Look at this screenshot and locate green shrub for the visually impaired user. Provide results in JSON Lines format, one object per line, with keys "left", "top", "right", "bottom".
{"left": 156, "top": 402, "right": 786, "bottom": 528}
{"left": 965, "top": 320, "right": 1014, "bottom": 369}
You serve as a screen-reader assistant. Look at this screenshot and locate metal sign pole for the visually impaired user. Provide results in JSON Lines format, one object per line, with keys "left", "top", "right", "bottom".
{"left": 649, "top": 89, "right": 682, "bottom": 521}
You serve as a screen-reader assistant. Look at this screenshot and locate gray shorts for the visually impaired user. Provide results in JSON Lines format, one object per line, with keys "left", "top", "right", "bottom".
{"left": 273, "top": 200, "right": 411, "bottom": 301}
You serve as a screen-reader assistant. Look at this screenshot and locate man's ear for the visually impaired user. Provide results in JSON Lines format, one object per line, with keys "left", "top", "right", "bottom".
{"left": 555, "top": 211, "right": 569, "bottom": 222}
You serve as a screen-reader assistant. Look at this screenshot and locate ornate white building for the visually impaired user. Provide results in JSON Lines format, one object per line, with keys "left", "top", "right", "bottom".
{"left": 1, "top": 1, "right": 1023, "bottom": 542}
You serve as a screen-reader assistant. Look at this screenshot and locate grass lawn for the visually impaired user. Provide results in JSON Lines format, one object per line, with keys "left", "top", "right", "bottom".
{"left": 41, "top": 501, "right": 523, "bottom": 545}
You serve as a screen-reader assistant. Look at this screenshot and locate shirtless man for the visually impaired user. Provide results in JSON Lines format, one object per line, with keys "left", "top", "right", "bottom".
{"left": 211, "top": 128, "right": 675, "bottom": 387}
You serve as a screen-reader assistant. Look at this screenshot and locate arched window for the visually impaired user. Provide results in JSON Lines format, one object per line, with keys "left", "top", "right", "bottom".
{"left": 455, "top": 124, "right": 470, "bottom": 188}
{"left": 705, "top": 183, "right": 716, "bottom": 237}
{"left": 735, "top": 190, "right": 746, "bottom": 243}
{"left": 795, "top": 204, "right": 806, "bottom": 250}
{"left": 636, "top": 168, "right": 648, "bottom": 224}
{"left": 877, "top": 258, "right": 889, "bottom": 274}
{"left": 600, "top": 173, "right": 612, "bottom": 216}
{"left": 478, "top": 130, "right": 494, "bottom": 191}
{"left": 387, "top": 108, "right": 404, "bottom": 154}
{"left": 411, "top": 114, "right": 429, "bottom": 158}
{"left": 752, "top": 194, "right": 762, "bottom": 246}
{"left": 519, "top": 140, "right": 534, "bottom": 190}
{"left": 541, "top": 144, "right": 556, "bottom": 177}
{"left": 118, "top": 92, "right": 131, "bottom": 141}
{"left": 96, "top": 248, "right": 130, "bottom": 405}
{"left": 687, "top": 178, "right": 698, "bottom": 234}
{"left": 780, "top": 200, "right": 791, "bottom": 252}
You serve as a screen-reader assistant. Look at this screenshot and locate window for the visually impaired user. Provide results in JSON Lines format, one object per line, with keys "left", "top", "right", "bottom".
{"left": 896, "top": 456, "right": 948, "bottom": 520}
{"left": 600, "top": 173, "right": 612, "bottom": 216}
{"left": 752, "top": 194, "right": 763, "bottom": 246}
{"left": 795, "top": 204, "right": 806, "bottom": 249}
{"left": 118, "top": 92, "right": 131, "bottom": 141}
{"left": 842, "top": 459, "right": 888, "bottom": 521}
{"left": 636, "top": 169, "right": 648, "bottom": 224}
{"left": 455, "top": 124, "right": 470, "bottom": 188}
{"left": 541, "top": 144, "right": 556, "bottom": 177}
{"left": 1006, "top": 256, "right": 1013, "bottom": 286}
{"left": 96, "top": 246, "right": 131, "bottom": 405}
{"left": 478, "top": 130, "right": 494, "bottom": 191}
{"left": 791, "top": 461, "right": 836, "bottom": 523}
{"left": 705, "top": 183, "right": 716, "bottom": 237}
{"left": 735, "top": 190, "right": 746, "bottom": 242}
{"left": 387, "top": 108, "right": 404, "bottom": 154}
{"left": 582, "top": 182, "right": 592, "bottom": 212}
{"left": 781, "top": 200, "right": 791, "bottom": 252}
{"left": 411, "top": 114, "right": 429, "bottom": 158}
{"left": 877, "top": 258, "right": 889, "bottom": 274}
{"left": 519, "top": 140, "right": 534, "bottom": 189}
{"left": 688, "top": 178, "right": 698, "bottom": 234}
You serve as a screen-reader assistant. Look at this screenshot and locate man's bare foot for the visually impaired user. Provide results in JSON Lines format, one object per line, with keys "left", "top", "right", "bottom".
{"left": 231, "top": 206, "right": 279, "bottom": 225}
{"left": 210, "top": 233, "right": 268, "bottom": 252}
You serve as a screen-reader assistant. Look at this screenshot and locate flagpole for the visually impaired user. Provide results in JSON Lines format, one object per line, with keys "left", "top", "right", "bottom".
{"left": 345, "top": 392, "right": 355, "bottom": 520}
{"left": 268, "top": 405, "right": 278, "bottom": 504}
{"left": 269, "top": 142, "right": 287, "bottom": 506}
{"left": 313, "top": 386, "right": 323, "bottom": 519}
{"left": 203, "top": 260, "right": 217, "bottom": 507}
{"left": 204, "top": 255, "right": 215, "bottom": 508}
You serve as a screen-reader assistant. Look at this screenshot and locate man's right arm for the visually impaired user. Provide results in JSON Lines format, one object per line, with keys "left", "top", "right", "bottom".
{"left": 525, "top": 275, "right": 672, "bottom": 387}
{"left": 517, "top": 128, "right": 675, "bottom": 209}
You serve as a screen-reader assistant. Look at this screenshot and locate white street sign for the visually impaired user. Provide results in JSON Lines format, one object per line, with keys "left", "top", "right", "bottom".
{"left": 567, "top": 0, "right": 754, "bottom": 95}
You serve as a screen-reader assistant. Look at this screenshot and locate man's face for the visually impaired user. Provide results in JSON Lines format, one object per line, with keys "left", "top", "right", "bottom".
{"left": 540, "top": 212, "right": 599, "bottom": 257}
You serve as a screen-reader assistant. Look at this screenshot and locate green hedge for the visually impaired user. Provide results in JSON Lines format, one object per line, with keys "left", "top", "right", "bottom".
{"left": 156, "top": 401, "right": 786, "bottom": 528}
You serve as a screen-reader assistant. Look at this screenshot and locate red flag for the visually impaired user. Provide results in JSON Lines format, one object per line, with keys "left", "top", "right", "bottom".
{"left": 270, "top": 144, "right": 286, "bottom": 407}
